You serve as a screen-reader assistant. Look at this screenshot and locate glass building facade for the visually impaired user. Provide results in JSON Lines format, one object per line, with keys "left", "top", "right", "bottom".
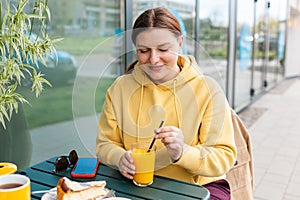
{"left": 1, "top": 0, "right": 298, "bottom": 168}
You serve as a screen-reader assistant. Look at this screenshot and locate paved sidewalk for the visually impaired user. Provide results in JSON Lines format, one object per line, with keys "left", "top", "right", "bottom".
{"left": 238, "top": 77, "right": 300, "bottom": 200}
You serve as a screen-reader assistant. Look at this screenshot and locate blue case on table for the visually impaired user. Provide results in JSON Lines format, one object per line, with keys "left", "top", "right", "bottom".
{"left": 71, "top": 158, "right": 100, "bottom": 178}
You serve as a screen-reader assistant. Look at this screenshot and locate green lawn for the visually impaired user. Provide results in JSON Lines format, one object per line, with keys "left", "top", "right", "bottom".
{"left": 18, "top": 35, "right": 118, "bottom": 129}
{"left": 19, "top": 77, "right": 115, "bottom": 129}
{"left": 55, "top": 35, "right": 114, "bottom": 56}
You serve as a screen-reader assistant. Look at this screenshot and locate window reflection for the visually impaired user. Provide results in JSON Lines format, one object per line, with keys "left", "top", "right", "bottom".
{"left": 21, "top": 0, "right": 121, "bottom": 167}
{"left": 197, "top": 0, "right": 229, "bottom": 90}
{"left": 266, "top": 0, "right": 286, "bottom": 87}
{"left": 235, "top": 0, "right": 255, "bottom": 110}
{"left": 234, "top": 0, "right": 287, "bottom": 110}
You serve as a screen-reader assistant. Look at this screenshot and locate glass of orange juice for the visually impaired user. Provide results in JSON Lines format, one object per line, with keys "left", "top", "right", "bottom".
{"left": 131, "top": 142, "right": 156, "bottom": 187}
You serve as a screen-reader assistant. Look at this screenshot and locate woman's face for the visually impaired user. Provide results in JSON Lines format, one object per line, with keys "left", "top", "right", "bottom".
{"left": 135, "top": 28, "right": 183, "bottom": 84}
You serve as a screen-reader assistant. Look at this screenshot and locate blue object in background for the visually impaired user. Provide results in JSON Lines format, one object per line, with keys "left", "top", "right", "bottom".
{"left": 277, "top": 30, "right": 285, "bottom": 60}
{"left": 170, "top": 8, "right": 187, "bottom": 54}
{"left": 115, "top": 28, "right": 123, "bottom": 35}
{"left": 238, "top": 23, "right": 252, "bottom": 71}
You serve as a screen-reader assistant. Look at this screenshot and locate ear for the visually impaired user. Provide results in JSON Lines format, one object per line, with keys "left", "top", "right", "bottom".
{"left": 177, "top": 35, "right": 184, "bottom": 52}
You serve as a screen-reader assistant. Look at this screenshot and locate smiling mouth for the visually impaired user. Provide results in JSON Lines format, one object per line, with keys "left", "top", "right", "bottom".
{"left": 149, "top": 65, "right": 163, "bottom": 71}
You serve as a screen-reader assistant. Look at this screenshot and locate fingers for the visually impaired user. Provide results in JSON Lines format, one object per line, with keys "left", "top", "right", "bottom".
{"left": 161, "top": 133, "right": 178, "bottom": 144}
{"left": 155, "top": 126, "right": 182, "bottom": 144}
{"left": 120, "top": 170, "right": 134, "bottom": 180}
{"left": 155, "top": 126, "right": 179, "bottom": 134}
{"left": 119, "top": 151, "right": 135, "bottom": 179}
{"left": 154, "top": 126, "right": 184, "bottom": 162}
{"left": 155, "top": 126, "right": 178, "bottom": 137}
{"left": 123, "top": 150, "right": 134, "bottom": 164}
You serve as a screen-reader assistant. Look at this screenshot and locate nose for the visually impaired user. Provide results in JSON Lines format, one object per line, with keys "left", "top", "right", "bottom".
{"left": 149, "top": 50, "right": 160, "bottom": 64}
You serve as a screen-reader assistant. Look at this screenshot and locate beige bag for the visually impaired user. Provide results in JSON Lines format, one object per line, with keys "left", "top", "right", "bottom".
{"left": 226, "top": 109, "right": 254, "bottom": 200}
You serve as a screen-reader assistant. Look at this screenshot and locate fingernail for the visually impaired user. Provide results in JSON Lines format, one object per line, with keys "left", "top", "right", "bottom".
{"left": 155, "top": 128, "right": 161, "bottom": 133}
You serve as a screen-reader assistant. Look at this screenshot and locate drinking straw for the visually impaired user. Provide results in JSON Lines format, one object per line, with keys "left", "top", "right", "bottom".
{"left": 147, "top": 120, "right": 164, "bottom": 152}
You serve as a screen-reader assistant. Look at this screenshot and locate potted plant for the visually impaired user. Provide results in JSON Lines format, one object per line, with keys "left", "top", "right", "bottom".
{"left": 0, "top": 0, "right": 61, "bottom": 169}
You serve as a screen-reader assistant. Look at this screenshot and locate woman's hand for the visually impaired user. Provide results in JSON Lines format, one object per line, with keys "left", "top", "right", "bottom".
{"left": 155, "top": 126, "right": 184, "bottom": 162}
{"left": 118, "top": 150, "right": 135, "bottom": 179}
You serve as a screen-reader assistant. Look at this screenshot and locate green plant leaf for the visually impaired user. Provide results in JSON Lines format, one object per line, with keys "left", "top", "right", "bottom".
{"left": 0, "top": 0, "right": 61, "bottom": 129}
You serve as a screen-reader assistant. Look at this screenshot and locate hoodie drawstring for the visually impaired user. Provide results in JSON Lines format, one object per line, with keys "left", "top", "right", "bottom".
{"left": 136, "top": 76, "right": 145, "bottom": 142}
{"left": 173, "top": 79, "right": 181, "bottom": 128}
{"left": 136, "top": 76, "right": 181, "bottom": 140}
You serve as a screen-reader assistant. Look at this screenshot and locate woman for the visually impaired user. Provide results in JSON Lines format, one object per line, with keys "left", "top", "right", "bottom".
{"left": 96, "top": 7, "right": 237, "bottom": 200}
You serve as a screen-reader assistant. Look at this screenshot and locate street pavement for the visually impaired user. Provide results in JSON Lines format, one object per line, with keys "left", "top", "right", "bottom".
{"left": 239, "top": 77, "right": 300, "bottom": 200}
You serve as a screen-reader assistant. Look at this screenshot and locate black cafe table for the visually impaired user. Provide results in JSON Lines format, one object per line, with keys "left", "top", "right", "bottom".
{"left": 19, "top": 157, "right": 210, "bottom": 200}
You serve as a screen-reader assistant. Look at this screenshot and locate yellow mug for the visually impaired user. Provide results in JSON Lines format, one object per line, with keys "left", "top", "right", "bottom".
{"left": 0, "top": 174, "right": 31, "bottom": 200}
{"left": 0, "top": 163, "right": 17, "bottom": 176}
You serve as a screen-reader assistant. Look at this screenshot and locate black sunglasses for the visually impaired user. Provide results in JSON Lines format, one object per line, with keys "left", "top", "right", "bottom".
{"left": 53, "top": 150, "right": 78, "bottom": 172}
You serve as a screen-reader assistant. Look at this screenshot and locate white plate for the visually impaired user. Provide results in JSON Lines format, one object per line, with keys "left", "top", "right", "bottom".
{"left": 40, "top": 188, "right": 56, "bottom": 200}
{"left": 41, "top": 194, "right": 131, "bottom": 200}
{"left": 40, "top": 187, "right": 124, "bottom": 200}
{"left": 41, "top": 193, "right": 55, "bottom": 200}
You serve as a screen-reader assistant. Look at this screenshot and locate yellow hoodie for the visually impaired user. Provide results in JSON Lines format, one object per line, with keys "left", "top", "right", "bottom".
{"left": 96, "top": 55, "right": 237, "bottom": 186}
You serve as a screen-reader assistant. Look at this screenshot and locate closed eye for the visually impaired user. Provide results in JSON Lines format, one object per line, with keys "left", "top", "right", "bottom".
{"left": 138, "top": 49, "right": 149, "bottom": 53}
{"left": 159, "top": 49, "right": 168, "bottom": 52}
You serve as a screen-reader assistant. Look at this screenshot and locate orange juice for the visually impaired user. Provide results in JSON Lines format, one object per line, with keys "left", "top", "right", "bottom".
{"left": 131, "top": 144, "right": 156, "bottom": 187}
